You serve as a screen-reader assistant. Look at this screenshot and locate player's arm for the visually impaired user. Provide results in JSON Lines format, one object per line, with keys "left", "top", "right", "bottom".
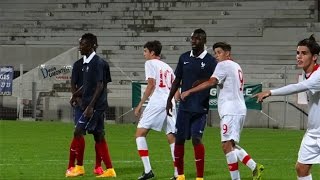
{"left": 166, "top": 77, "right": 181, "bottom": 116}
{"left": 134, "top": 78, "right": 155, "bottom": 117}
{"left": 253, "top": 83, "right": 309, "bottom": 102}
{"left": 174, "top": 89, "right": 181, "bottom": 102}
{"left": 180, "top": 77, "right": 217, "bottom": 101}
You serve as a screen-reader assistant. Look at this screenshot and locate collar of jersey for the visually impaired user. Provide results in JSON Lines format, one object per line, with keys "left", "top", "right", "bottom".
{"left": 83, "top": 51, "right": 96, "bottom": 64}
{"left": 190, "top": 50, "right": 207, "bottom": 59}
{"left": 305, "top": 64, "right": 319, "bottom": 79}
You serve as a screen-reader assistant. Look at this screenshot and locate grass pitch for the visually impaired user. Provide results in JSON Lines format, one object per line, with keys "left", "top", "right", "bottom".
{"left": 0, "top": 120, "right": 319, "bottom": 180}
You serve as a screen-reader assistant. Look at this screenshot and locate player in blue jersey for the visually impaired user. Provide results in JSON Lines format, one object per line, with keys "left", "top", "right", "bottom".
{"left": 66, "top": 33, "right": 116, "bottom": 178}
{"left": 166, "top": 28, "right": 217, "bottom": 180}
{"left": 181, "top": 42, "right": 264, "bottom": 180}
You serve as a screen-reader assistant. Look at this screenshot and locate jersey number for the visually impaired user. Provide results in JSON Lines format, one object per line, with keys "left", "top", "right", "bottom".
{"left": 222, "top": 124, "right": 228, "bottom": 134}
{"left": 159, "top": 70, "right": 173, "bottom": 88}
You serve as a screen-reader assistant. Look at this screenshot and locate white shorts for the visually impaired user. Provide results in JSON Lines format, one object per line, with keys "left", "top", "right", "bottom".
{"left": 297, "top": 133, "right": 320, "bottom": 164}
{"left": 220, "top": 115, "right": 245, "bottom": 143}
{"left": 137, "top": 105, "right": 176, "bottom": 134}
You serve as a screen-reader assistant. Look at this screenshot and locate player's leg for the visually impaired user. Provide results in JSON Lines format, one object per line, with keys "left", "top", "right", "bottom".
{"left": 190, "top": 113, "right": 207, "bottom": 180}
{"left": 174, "top": 110, "right": 190, "bottom": 180}
{"left": 166, "top": 113, "right": 178, "bottom": 179}
{"left": 93, "top": 110, "right": 116, "bottom": 178}
{"left": 66, "top": 114, "right": 86, "bottom": 177}
{"left": 220, "top": 115, "right": 240, "bottom": 180}
{"left": 234, "top": 145, "right": 264, "bottom": 180}
{"left": 296, "top": 134, "right": 319, "bottom": 179}
{"left": 93, "top": 142, "right": 103, "bottom": 175}
{"left": 231, "top": 115, "right": 264, "bottom": 179}
{"left": 135, "top": 105, "right": 165, "bottom": 179}
{"left": 93, "top": 111, "right": 103, "bottom": 174}
{"left": 166, "top": 133, "right": 178, "bottom": 179}
{"left": 135, "top": 127, "right": 154, "bottom": 180}
{"left": 296, "top": 163, "right": 312, "bottom": 180}
{"left": 67, "top": 106, "right": 83, "bottom": 170}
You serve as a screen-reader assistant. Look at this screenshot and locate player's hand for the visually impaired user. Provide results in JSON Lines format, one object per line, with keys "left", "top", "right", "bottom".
{"left": 180, "top": 91, "right": 191, "bottom": 101}
{"left": 84, "top": 105, "right": 94, "bottom": 118}
{"left": 252, "top": 90, "right": 271, "bottom": 102}
{"left": 166, "top": 100, "right": 173, "bottom": 117}
{"left": 69, "top": 95, "right": 76, "bottom": 107}
{"left": 134, "top": 105, "right": 142, "bottom": 118}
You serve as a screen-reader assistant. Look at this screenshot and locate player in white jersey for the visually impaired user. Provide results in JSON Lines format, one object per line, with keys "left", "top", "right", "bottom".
{"left": 181, "top": 42, "right": 264, "bottom": 180}
{"left": 253, "top": 35, "right": 320, "bottom": 180}
{"left": 134, "top": 40, "right": 179, "bottom": 180}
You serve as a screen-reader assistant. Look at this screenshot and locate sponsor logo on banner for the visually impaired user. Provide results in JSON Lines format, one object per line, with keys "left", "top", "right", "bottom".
{"left": 39, "top": 65, "right": 72, "bottom": 80}
{"left": 0, "top": 66, "right": 14, "bottom": 96}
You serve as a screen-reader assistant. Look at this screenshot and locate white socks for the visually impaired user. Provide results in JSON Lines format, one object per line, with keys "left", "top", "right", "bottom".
{"left": 136, "top": 137, "right": 151, "bottom": 173}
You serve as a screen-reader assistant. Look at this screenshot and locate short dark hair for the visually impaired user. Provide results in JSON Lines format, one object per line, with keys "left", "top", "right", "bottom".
{"left": 81, "top": 33, "right": 98, "bottom": 50}
{"left": 144, "top": 40, "right": 162, "bottom": 56}
{"left": 212, "top": 42, "right": 231, "bottom": 52}
{"left": 297, "top": 34, "right": 320, "bottom": 55}
{"left": 192, "top": 28, "right": 207, "bottom": 41}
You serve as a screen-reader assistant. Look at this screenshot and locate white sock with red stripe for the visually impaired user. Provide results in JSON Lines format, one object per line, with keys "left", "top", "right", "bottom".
{"left": 136, "top": 137, "right": 151, "bottom": 173}
{"left": 170, "top": 143, "right": 178, "bottom": 177}
{"left": 226, "top": 151, "right": 240, "bottom": 180}
{"left": 298, "top": 174, "right": 312, "bottom": 180}
{"left": 235, "top": 145, "right": 256, "bottom": 171}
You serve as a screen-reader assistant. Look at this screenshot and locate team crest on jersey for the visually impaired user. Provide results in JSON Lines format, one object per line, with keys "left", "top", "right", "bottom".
{"left": 201, "top": 62, "right": 206, "bottom": 69}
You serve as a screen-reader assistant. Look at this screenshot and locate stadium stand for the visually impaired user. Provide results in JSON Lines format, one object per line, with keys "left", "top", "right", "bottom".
{"left": 0, "top": 0, "right": 319, "bottom": 128}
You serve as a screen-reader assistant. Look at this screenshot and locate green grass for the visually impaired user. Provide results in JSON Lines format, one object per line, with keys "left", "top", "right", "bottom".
{"left": 0, "top": 120, "right": 319, "bottom": 180}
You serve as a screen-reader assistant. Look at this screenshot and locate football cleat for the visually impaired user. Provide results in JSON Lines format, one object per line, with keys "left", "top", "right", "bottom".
{"left": 176, "top": 174, "right": 185, "bottom": 180}
{"left": 94, "top": 166, "right": 104, "bottom": 175}
{"left": 65, "top": 167, "right": 74, "bottom": 177}
{"left": 196, "top": 178, "right": 203, "bottom": 180}
{"left": 65, "top": 165, "right": 85, "bottom": 177}
{"left": 253, "top": 163, "right": 264, "bottom": 180}
{"left": 170, "top": 176, "right": 177, "bottom": 180}
{"left": 96, "top": 168, "right": 116, "bottom": 178}
{"left": 137, "top": 170, "right": 154, "bottom": 180}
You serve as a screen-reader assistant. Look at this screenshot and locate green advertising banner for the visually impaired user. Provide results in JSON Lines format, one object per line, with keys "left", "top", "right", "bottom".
{"left": 132, "top": 82, "right": 262, "bottom": 110}
{"left": 208, "top": 84, "right": 262, "bottom": 110}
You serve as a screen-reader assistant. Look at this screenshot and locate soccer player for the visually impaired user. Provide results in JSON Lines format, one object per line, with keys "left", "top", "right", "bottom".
{"left": 66, "top": 33, "right": 116, "bottom": 178}
{"left": 180, "top": 42, "right": 264, "bottom": 180}
{"left": 166, "top": 29, "right": 217, "bottom": 180}
{"left": 253, "top": 35, "right": 320, "bottom": 180}
{"left": 135, "top": 40, "right": 178, "bottom": 180}
{"left": 66, "top": 36, "right": 105, "bottom": 177}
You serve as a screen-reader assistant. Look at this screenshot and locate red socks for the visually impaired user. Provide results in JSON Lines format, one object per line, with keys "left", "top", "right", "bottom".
{"left": 96, "top": 139, "right": 113, "bottom": 169}
{"left": 174, "top": 144, "right": 185, "bottom": 175}
{"left": 194, "top": 144, "right": 205, "bottom": 178}
{"left": 95, "top": 143, "right": 102, "bottom": 168}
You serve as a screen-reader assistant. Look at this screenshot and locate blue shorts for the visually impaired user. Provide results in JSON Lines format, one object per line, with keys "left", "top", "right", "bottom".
{"left": 73, "top": 106, "right": 83, "bottom": 125}
{"left": 176, "top": 109, "right": 207, "bottom": 140}
{"left": 75, "top": 110, "right": 105, "bottom": 134}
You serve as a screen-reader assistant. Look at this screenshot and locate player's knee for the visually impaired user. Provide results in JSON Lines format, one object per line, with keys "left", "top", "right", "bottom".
{"left": 93, "top": 132, "right": 104, "bottom": 142}
{"left": 135, "top": 128, "right": 149, "bottom": 138}
{"left": 175, "top": 137, "right": 185, "bottom": 145}
{"left": 191, "top": 136, "right": 202, "bottom": 146}
{"left": 166, "top": 133, "right": 175, "bottom": 144}
{"left": 73, "top": 128, "right": 83, "bottom": 137}
{"left": 295, "top": 163, "right": 311, "bottom": 177}
{"left": 221, "top": 141, "right": 233, "bottom": 154}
